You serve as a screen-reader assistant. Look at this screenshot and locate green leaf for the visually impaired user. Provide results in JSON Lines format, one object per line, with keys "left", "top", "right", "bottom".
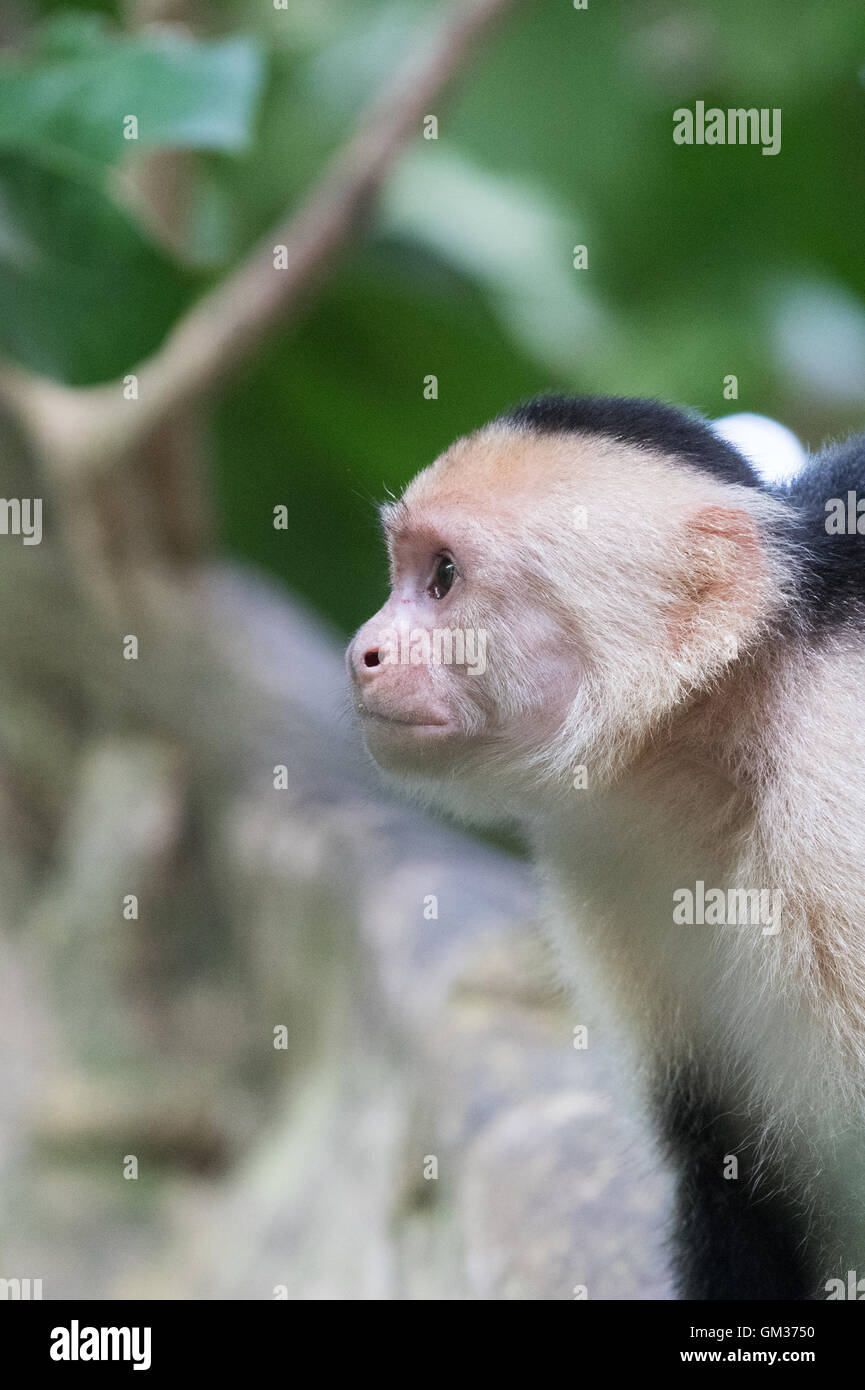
{"left": 0, "top": 151, "right": 198, "bottom": 384}
{"left": 0, "top": 28, "right": 265, "bottom": 170}
{"left": 28, "top": 13, "right": 118, "bottom": 61}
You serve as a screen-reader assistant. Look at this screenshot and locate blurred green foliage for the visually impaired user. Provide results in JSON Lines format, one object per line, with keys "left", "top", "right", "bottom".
{"left": 2, "top": 0, "right": 865, "bottom": 632}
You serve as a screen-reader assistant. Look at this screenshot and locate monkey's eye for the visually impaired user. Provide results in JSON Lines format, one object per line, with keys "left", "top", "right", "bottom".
{"left": 428, "top": 554, "right": 456, "bottom": 600}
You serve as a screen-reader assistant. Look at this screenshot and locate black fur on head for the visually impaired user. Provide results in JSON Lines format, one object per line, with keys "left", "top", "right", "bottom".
{"left": 499, "top": 394, "right": 761, "bottom": 489}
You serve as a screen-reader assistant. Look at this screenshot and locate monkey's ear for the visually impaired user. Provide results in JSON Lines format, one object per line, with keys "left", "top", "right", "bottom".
{"left": 670, "top": 504, "right": 765, "bottom": 662}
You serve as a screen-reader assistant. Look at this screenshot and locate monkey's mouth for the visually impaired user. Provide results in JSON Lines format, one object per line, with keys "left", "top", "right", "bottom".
{"left": 356, "top": 705, "right": 454, "bottom": 735}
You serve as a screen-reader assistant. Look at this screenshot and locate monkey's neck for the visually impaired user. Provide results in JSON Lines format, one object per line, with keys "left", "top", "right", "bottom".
{"left": 610, "top": 651, "right": 776, "bottom": 858}
{"left": 532, "top": 646, "right": 787, "bottom": 963}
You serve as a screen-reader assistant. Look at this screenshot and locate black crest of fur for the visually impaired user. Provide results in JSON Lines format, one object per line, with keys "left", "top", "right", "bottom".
{"left": 500, "top": 394, "right": 761, "bottom": 489}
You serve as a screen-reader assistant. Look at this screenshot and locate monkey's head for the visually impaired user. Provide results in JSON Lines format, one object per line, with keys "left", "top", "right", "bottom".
{"left": 347, "top": 397, "right": 793, "bottom": 822}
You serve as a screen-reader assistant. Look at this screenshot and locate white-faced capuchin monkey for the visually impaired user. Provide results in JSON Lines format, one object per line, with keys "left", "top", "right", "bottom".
{"left": 347, "top": 395, "right": 865, "bottom": 1300}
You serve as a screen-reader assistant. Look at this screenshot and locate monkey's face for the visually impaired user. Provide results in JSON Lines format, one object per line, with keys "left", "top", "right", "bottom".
{"left": 347, "top": 422, "right": 783, "bottom": 814}
{"left": 347, "top": 498, "right": 582, "bottom": 789}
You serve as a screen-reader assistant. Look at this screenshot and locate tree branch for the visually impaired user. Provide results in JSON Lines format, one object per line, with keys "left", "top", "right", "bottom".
{"left": 0, "top": 0, "right": 519, "bottom": 480}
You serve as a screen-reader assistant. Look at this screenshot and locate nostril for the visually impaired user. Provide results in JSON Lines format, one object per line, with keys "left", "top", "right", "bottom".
{"left": 363, "top": 648, "right": 381, "bottom": 668}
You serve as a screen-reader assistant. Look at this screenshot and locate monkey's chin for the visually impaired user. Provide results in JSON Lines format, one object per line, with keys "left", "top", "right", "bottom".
{"left": 358, "top": 710, "right": 463, "bottom": 775}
